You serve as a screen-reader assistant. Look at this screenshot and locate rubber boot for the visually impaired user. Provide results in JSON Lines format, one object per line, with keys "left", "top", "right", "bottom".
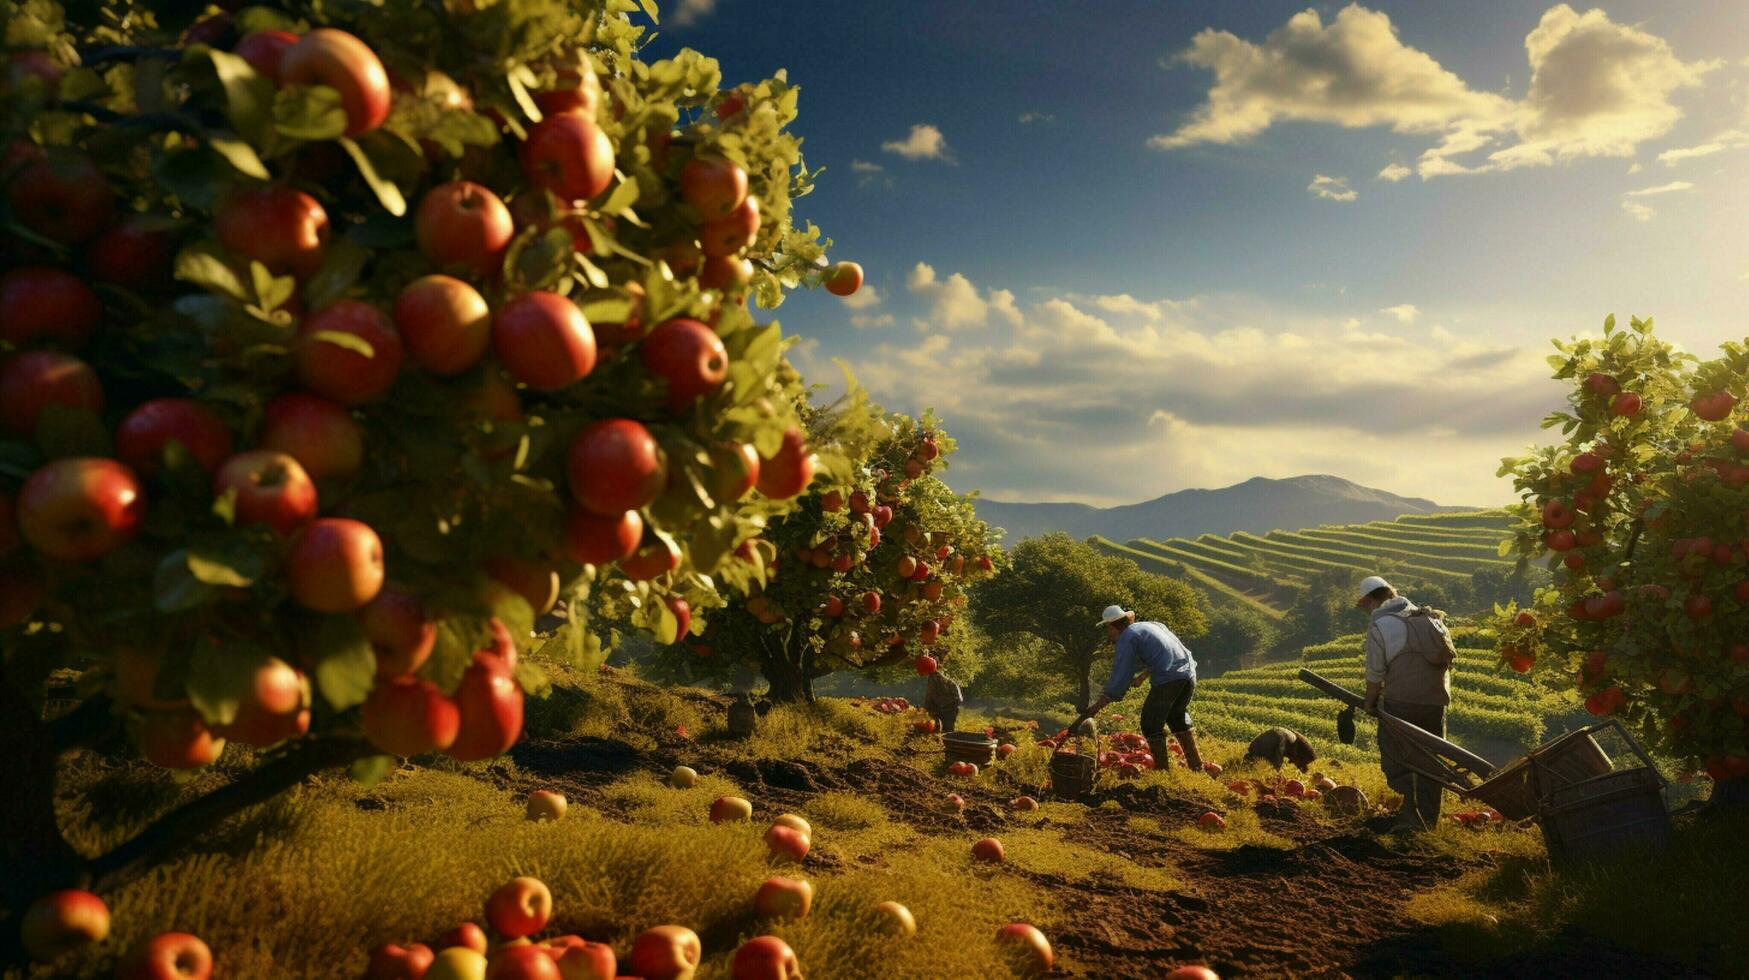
{"left": 1413, "top": 775, "right": 1442, "bottom": 828}
{"left": 1146, "top": 735, "right": 1173, "bottom": 771}
{"left": 1173, "top": 729, "right": 1206, "bottom": 774}
{"left": 1385, "top": 774, "right": 1422, "bottom": 832}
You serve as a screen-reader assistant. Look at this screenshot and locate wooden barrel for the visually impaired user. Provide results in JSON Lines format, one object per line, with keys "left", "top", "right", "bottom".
{"left": 1049, "top": 742, "right": 1097, "bottom": 800}
{"left": 944, "top": 732, "right": 996, "bottom": 765}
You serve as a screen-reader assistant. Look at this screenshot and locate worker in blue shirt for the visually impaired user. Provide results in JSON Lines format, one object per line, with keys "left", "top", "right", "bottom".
{"left": 1085, "top": 604, "right": 1206, "bottom": 774}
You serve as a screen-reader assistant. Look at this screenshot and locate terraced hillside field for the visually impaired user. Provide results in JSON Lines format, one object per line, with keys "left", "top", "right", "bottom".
{"left": 1185, "top": 628, "right": 1579, "bottom": 767}
{"left": 1095, "top": 510, "right": 1515, "bottom": 618}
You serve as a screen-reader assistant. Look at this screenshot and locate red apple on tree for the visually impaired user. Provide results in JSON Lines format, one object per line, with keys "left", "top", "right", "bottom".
{"left": 641, "top": 318, "right": 728, "bottom": 405}
{"left": 1610, "top": 392, "right": 1642, "bottom": 417}
{"left": 396, "top": 274, "right": 493, "bottom": 376}
{"left": 730, "top": 936, "right": 800, "bottom": 980}
{"left": 233, "top": 29, "right": 298, "bottom": 81}
{"left": 627, "top": 926, "right": 700, "bottom": 980}
{"left": 563, "top": 507, "right": 643, "bottom": 565}
{"left": 620, "top": 534, "right": 680, "bottom": 581}
{"left": 711, "top": 442, "right": 761, "bottom": 503}
{"left": 115, "top": 398, "right": 234, "bottom": 476}
{"left": 698, "top": 255, "right": 753, "bottom": 291}
{"left": 756, "top": 427, "right": 815, "bottom": 499}
{"left": 824, "top": 261, "right": 862, "bottom": 297}
{"left": 0, "top": 265, "right": 100, "bottom": 346}
{"left": 215, "top": 185, "right": 330, "bottom": 279}
{"left": 140, "top": 708, "right": 225, "bottom": 769}
{"left": 533, "top": 65, "right": 601, "bottom": 117}
{"left": 212, "top": 655, "right": 310, "bottom": 747}
{"left": 18, "top": 457, "right": 144, "bottom": 561}
{"left": 679, "top": 156, "right": 748, "bottom": 217}
{"left": 567, "top": 419, "right": 666, "bottom": 514}
{"left": 296, "top": 299, "right": 405, "bottom": 405}
{"left": 259, "top": 393, "right": 364, "bottom": 479}
{"left": 700, "top": 196, "right": 760, "bottom": 257}
{"left": 287, "top": 517, "right": 384, "bottom": 612}
{"left": 1691, "top": 391, "right": 1736, "bottom": 422}
{"left": 213, "top": 449, "right": 318, "bottom": 535}
{"left": 360, "top": 676, "right": 460, "bottom": 755}
{"left": 116, "top": 932, "right": 213, "bottom": 980}
{"left": 7, "top": 152, "right": 113, "bottom": 244}
{"left": 280, "top": 29, "right": 391, "bottom": 135}
{"left": 492, "top": 291, "right": 597, "bottom": 390}
{"left": 20, "top": 889, "right": 110, "bottom": 962}
{"left": 519, "top": 112, "right": 615, "bottom": 203}
{"left": 416, "top": 181, "right": 514, "bottom": 277}
{"left": 86, "top": 216, "right": 175, "bottom": 290}
{"left": 484, "top": 556, "right": 560, "bottom": 615}
{"left": 446, "top": 650, "right": 524, "bottom": 761}
{"left": 485, "top": 876, "right": 552, "bottom": 939}
{"left": 0, "top": 349, "right": 104, "bottom": 439}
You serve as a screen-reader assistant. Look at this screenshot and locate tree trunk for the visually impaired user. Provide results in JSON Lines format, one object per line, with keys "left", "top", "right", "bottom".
{"left": 1076, "top": 652, "right": 1092, "bottom": 714}
{"left": 0, "top": 663, "right": 83, "bottom": 951}
{"left": 759, "top": 627, "right": 812, "bottom": 703}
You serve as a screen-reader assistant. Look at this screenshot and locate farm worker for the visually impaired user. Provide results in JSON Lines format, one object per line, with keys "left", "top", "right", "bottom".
{"left": 1244, "top": 727, "right": 1317, "bottom": 772}
{"left": 1085, "top": 605, "right": 1204, "bottom": 773}
{"left": 923, "top": 651, "right": 964, "bottom": 733}
{"left": 1357, "top": 575, "right": 1456, "bottom": 831}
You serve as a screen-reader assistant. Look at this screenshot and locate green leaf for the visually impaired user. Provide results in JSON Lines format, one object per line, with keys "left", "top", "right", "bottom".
{"left": 578, "top": 296, "right": 633, "bottom": 324}
{"left": 638, "top": 0, "right": 659, "bottom": 23}
{"left": 195, "top": 47, "right": 275, "bottom": 144}
{"left": 207, "top": 133, "right": 270, "bottom": 180}
{"left": 310, "top": 330, "right": 375, "bottom": 358}
{"left": 186, "top": 639, "right": 268, "bottom": 727}
{"left": 309, "top": 615, "right": 377, "bottom": 711}
{"left": 338, "top": 136, "right": 407, "bottom": 217}
{"left": 302, "top": 237, "right": 371, "bottom": 312}
{"left": 153, "top": 549, "right": 216, "bottom": 612}
{"left": 186, "top": 538, "right": 263, "bottom": 587}
{"left": 505, "top": 65, "right": 543, "bottom": 123}
{"left": 600, "top": 176, "right": 641, "bottom": 216}
{"left": 175, "top": 244, "right": 249, "bottom": 301}
{"left": 250, "top": 262, "right": 297, "bottom": 312}
{"left": 273, "top": 85, "right": 348, "bottom": 141}
{"left": 351, "top": 754, "right": 396, "bottom": 787}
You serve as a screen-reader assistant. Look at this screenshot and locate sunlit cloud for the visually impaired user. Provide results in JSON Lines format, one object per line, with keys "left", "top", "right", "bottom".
{"left": 1018, "top": 112, "right": 1056, "bottom": 124}
{"left": 881, "top": 124, "right": 954, "bottom": 162}
{"left": 1625, "top": 180, "right": 1695, "bottom": 196}
{"left": 1377, "top": 163, "right": 1412, "bottom": 181}
{"left": 1379, "top": 304, "right": 1420, "bottom": 324}
{"left": 1308, "top": 174, "right": 1358, "bottom": 201}
{"left": 669, "top": 0, "right": 715, "bottom": 27}
{"left": 1622, "top": 200, "right": 1656, "bottom": 222}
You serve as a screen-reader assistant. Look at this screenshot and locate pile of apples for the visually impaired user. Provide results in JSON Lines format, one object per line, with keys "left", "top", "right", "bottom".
{"left": 20, "top": 888, "right": 213, "bottom": 977}
{"left": 1450, "top": 808, "right": 1506, "bottom": 829}
{"left": 855, "top": 696, "right": 914, "bottom": 716}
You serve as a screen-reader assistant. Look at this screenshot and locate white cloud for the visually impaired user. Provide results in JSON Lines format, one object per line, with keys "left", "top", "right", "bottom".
{"left": 849, "top": 159, "right": 884, "bottom": 173}
{"left": 906, "top": 263, "right": 1021, "bottom": 331}
{"left": 881, "top": 124, "right": 953, "bottom": 162}
{"left": 1657, "top": 143, "right": 1723, "bottom": 165}
{"left": 800, "top": 269, "right": 1560, "bottom": 506}
{"left": 1308, "top": 174, "right": 1358, "bottom": 201}
{"left": 1018, "top": 112, "right": 1056, "bottom": 124}
{"left": 1379, "top": 304, "right": 1420, "bottom": 324}
{"left": 840, "top": 283, "right": 882, "bottom": 311}
{"left": 1625, "top": 180, "right": 1694, "bottom": 196}
{"left": 1377, "top": 163, "right": 1412, "bottom": 181}
{"left": 1627, "top": 162, "right": 1643, "bottom": 174}
{"left": 1622, "top": 200, "right": 1655, "bottom": 221}
{"left": 1151, "top": 4, "right": 1716, "bottom": 179}
{"left": 850, "top": 313, "right": 895, "bottom": 329}
{"left": 669, "top": 0, "right": 714, "bottom": 27}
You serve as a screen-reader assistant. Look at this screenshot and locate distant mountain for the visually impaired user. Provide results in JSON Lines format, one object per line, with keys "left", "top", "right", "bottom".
{"left": 975, "top": 475, "right": 1474, "bottom": 544}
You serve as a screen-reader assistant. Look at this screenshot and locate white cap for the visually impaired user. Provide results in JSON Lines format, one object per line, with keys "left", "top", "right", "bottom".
{"left": 1357, "top": 575, "right": 1392, "bottom": 599}
{"left": 1098, "top": 604, "right": 1133, "bottom": 627}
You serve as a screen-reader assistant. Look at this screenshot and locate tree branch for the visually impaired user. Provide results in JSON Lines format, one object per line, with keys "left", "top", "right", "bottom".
{"left": 49, "top": 694, "right": 119, "bottom": 754}
{"left": 87, "top": 736, "right": 370, "bottom": 894}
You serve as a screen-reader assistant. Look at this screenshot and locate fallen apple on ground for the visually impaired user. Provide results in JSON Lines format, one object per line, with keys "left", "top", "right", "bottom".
{"left": 764, "top": 823, "right": 810, "bottom": 862}
{"left": 425, "top": 947, "right": 489, "bottom": 980}
{"left": 669, "top": 765, "right": 699, "bottom": 788}
{"left": 754, "top": 875, "right": 813, "bottom": 919}
{"left": 116, "top": 931, "right": 213, "bottom": 980}
{"left": 438, "top": 923, "right": 489, "bottom": 954}
{"left": 20, "top": 889, "right": 109, "bottom": 962}
{"left": 730, "top": 935, "right": 800, "bottom": 980}
{"left": 874, "top": 900, "right": 917, "bottom": 937}
{"left": 526, "top": 790, "right": 567, "bottom": 822}
{"left": 626, "top": 925, "right": 701, "bottom": 980}
{"left": 711, "top": 796, "right": 753, "bottom": 822}
{"left": 971, "top": 837, "right": 1006, "bottom": 862}
{"left": 367, "top": 943, "right": 436, "bottom": 980}
{"left": 995, "top": 923, "right": 1053, "bottom": 976}
{"left": 771, "top": 813, "right": 812, "bottom": 836}
{"left": 485, "top": 876, "right": 552, "bottom": 939}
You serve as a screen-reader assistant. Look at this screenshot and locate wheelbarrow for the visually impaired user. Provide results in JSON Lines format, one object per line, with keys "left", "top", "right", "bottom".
{"left": 1299, "top": 669, "right": 1672, "bottom": 862}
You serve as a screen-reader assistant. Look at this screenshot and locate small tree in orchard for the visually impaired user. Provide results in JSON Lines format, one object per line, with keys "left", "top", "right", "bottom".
{"left": 974, "top": 533, "right": 1206, "bottom": 713}
{"left": 1496, "top": 316, "right": 1749, "bottom": 803}
{"left": 0, "top": 0, "right": 861, "bottom": 932}
{"left": 674, "top": 392, "right": 1002, "bottom": 701}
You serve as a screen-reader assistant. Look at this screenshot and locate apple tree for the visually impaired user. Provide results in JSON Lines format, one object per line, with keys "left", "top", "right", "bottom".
{"left": 0, "top": 0, "right": 860, "bottom": 933}
{"left": 669, "top": 391, "right": 1002, "bottom": 701}
{"left": 1495, "top": 316, "right": 1749, "bottom": 804}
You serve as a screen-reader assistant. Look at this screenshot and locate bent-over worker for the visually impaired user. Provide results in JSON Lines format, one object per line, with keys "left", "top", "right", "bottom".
{"left": 923, "top": 651, "right": 963, "bottom": 734}
{"left": 1085, "top": 605, "right": 1204, "bottom": 773}
{"left": 1245, "top": 726, "right": 1317, "bottom": 772}
{"left": 1357, "top": 575, "right": 1456, "bottom": 831}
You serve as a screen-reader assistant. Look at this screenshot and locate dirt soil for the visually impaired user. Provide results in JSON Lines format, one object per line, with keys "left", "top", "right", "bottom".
{"left": 507, "top": 705, "right": 1707, "bottom": 979}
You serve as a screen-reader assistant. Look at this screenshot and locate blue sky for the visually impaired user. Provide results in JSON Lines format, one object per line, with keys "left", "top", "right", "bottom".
{"left": 648, "top": 2, "right": 1749, "bottom": 507}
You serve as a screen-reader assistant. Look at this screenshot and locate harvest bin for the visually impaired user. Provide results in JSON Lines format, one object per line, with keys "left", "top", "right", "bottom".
{"left": 944, "top": 732, "right": 997, "bottom": 766}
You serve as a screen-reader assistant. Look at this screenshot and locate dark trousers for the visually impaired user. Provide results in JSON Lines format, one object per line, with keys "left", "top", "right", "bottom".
{"left": 1140, "top": 678, "right": 1195, "bottom": 737}
{"left": 932, "top": 706, "right": 957, "bottom": 733}
{"left": 1380, "top": 700, "right": 1446, "bottom": 827}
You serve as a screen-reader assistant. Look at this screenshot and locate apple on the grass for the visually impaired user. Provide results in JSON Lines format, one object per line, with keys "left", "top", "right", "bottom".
{"left": 360, "top": 676, "right": 460, "bottom": 756}
{"left": 641, "top": 318, "right": 727, "bottom": 405}
{"left": 731, "top": 936, "right": 800, "bottom": 980}
{"left": 0, "top": 349, "right": 104, "bottom": 439}
{"left": 359, "top": 587, "right": 438, "bottom": 679}
{"left": 214, "top": 185, "right": 329, "bottom": 279}
{"left": 995, "top": 923, "right": 1053, "bottom": 976}
{"left": 771, "top": 813, "right": 812, "bottom": 837}
{"left": 1010, "top": 796, "right": 1039, "bottom": 812}
{"left": 446, "top": 650, "right": 525, "bottom": 761}
{"left": 526, "top": 790, "right": 567, "bottom": 822}
{"left": 669, "top": 765, "right": 699, "bottom": 788}
{"left": 279, "top": 29, "right": 390, "bottom": 135}
{"left": 367, "top": 943, "right": 436, "bottom": 980}
{"left": 439, "top": 922, "right": 489, "bottom": 954}
{"left": 21, "top": 889, "right": 109, "bottom": 962}
{"left": 1198, "top": 811, "right": 1227, "bottom": 831}
{"left": 116, "top": 931, "right": 213, "bottom": 980}
{"left": 395, "top": 274, "right": 493, "bottom": 377}
{"left": 874, "top": 900, "right": 917, "bottom": 938}
{"left": 998, "top": 743, "right": 1017, "bottom": 759}
{"left": 483, "top": 876, "right": 552, "bottom": 940}
{"left": 552, "top": 939, "right": 616, "bottom": 980}
{"left": 485, "top": 943, "right": 561, "bottom": 980}
{"left": 711, "top": 796, "right": 753, "bottom": 823}
{"left": 288, "top": 517, "right": 384, "bottom": 613}
{"left": 416, "top": 181, "right": 513, "bottom": 277}
{"left": 295, "top": 299, "right": 405, "bottom": 405}
{"left": 0, "top": 265, "right": 100, "bottom": 347}
{"left": 627, "top": 925, "right": 701, "bottom": 980}
{"left": 115, "top": 398, "right": 234, "bottom": 477}
{"left": 754, "top": 875, "right": 813, "bottom": 919}
{"left": 971, "top": 837, "right": 1006, "bottom": 862}
{"left": 1164, "top": 967, "right": 1222, "bottom": 980}
{"left": 520, "top": 112, "right": 616, "bottom": 203}
{"left": 18, "top": 457, "right": 144, "bottom": 561}
{"left": 944, "top": 793, "right": 965, "bottom": 812}
{"left": 764, "top": 823, "right": 810, "bottom": 862}
{"left": 425, "top": 947, "right": 489, "bottom": 980}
